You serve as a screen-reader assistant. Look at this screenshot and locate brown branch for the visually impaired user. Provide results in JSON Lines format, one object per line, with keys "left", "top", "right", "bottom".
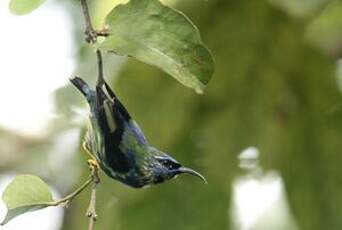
{"left": 80, "top": 0, "right": 106, "bottom": 86}
{"left": 80, "top": 0, "right": 97, "bottom": 43}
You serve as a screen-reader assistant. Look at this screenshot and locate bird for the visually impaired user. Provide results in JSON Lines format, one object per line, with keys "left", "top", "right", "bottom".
{"left": 70, "top": 63, "right": 206, "bottom": 188}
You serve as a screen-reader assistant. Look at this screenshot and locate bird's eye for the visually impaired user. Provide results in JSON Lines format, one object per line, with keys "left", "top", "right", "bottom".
{"left": 162, "top": 160, "right": 180, "bottom": 170}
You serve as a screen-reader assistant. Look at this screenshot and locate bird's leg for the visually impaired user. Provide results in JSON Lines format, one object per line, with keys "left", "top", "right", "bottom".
{"left": 82, "top": 141, "right": 100, "bottom": 170}
{"left": 82, "top": 142, "right": 100, "bottom": 225}
{"left": 81, "top": 142, "right": 100, "bottom": 228}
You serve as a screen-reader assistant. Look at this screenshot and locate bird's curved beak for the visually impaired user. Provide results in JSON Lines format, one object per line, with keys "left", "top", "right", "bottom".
{"left": 178, "top": 167, "right": 207, "bottom": 184}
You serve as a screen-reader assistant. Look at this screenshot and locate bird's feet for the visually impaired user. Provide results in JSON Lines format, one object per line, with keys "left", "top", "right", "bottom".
{"left": 82, "top": 141, "right": 93, "bottom": 158}
{"left": 82, "top": 141, "right": 100, "bottom": 171}
{"left": 87, "top": 158, "right": 99, "bottom": 171}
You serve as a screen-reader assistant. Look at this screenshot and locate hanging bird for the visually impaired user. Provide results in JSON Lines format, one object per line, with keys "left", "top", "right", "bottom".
{"left": 70, "top": 60, "right": 206, "bottom": 188}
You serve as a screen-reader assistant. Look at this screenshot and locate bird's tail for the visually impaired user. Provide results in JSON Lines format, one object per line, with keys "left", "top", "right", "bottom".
{"left": 70, "top": 77, "right": 93, "bottom": 101}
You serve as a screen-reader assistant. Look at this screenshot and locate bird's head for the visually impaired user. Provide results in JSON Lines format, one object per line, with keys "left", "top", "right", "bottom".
{"left": 148, "top": 152, "right": 207, "bottom": 185}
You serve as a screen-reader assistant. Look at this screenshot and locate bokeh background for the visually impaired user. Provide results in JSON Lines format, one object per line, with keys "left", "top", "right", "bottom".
{"left": 1, "top": 0, "right": 342, "bottom": 229}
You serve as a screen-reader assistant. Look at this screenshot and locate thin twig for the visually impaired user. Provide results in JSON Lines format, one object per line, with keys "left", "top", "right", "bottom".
{"left": 86, "top": 167, "right": 100, "bottom": 230}
{"left": 50, "top": 177, "right": 93, "bottom": 207}
{"left": 80, "top": 0, "right": 106, "bottom": 85}
{"left": 80, "top": 0, "right": 97, "bottom": 43}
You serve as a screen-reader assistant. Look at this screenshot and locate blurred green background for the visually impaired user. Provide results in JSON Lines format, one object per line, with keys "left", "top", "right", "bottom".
{"left": 2, "top": 0, "right": 342, "bottom": 229}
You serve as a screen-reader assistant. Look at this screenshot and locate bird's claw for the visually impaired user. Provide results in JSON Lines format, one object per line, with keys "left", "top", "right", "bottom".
{"left": 82, "top": 141, "right": 100, "bottom": 171}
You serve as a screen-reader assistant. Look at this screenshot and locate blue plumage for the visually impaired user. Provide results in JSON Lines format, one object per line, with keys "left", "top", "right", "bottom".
{"left": 70, "top": 77, "right": 206, "bottom": 188}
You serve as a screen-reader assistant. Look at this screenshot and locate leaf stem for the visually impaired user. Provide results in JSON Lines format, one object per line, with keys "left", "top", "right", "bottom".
{"left": 50, "top": 177, "right": 93, "bottom": 206}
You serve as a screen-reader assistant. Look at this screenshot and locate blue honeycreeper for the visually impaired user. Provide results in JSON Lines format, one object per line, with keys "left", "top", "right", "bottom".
{"left": 70, "top": 75, "right": 206, "bottom": 188}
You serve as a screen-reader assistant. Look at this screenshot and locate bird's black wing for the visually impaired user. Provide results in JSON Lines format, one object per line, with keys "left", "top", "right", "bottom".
{"left": 95, "top": 83, "right": 146, "bottom": 173}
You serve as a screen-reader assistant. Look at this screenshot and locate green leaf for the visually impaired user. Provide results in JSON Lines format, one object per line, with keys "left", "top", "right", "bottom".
{"left": 9, "top": 0, "right": 46, "bottom": 15}
{"left": 99, "top": 0, "right": 214, "bottom": 93}
{"left": 1, "top": 175, "right": 54, "bottom": 225}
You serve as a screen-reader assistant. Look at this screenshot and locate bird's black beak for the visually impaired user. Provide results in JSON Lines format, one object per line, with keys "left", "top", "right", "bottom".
{"left": 178, "top": 167, "right": 207, "bottom": 184}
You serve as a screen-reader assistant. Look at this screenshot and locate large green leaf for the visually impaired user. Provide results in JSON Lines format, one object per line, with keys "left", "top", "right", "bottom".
{"left": 9, "top": 0, "right": 46, "bottom": 15}
{"left": 99, "top": 0, "right": 214, "bottom": 93}
{"left": 1, "top": 175, "right": 54, "bottom": 225}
